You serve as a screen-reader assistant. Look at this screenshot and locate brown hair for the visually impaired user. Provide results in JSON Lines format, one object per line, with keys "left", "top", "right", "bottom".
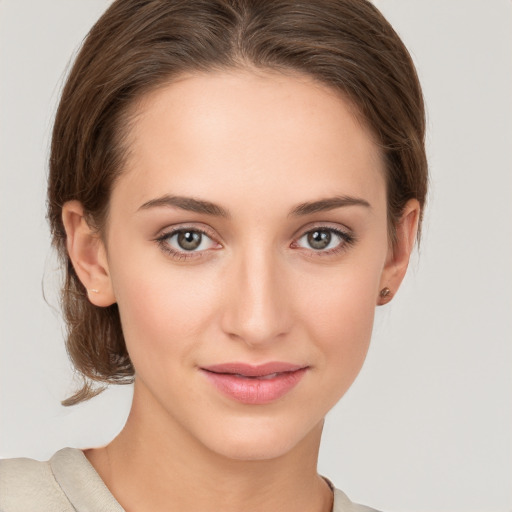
{"left": 48, "top": 0, "right": 427, "bottom": 405}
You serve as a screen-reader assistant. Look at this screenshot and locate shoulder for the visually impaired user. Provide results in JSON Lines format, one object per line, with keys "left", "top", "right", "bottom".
{"left": 0, "top": 451, "right": 74, "bottom": 511}
{"left": 0, "top": 448, "right": 124, "bottom": 512}
{"left": 333, "top": 487, "right": 382, "bottom": 512}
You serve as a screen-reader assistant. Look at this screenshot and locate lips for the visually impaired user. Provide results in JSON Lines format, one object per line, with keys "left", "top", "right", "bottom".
{"left": 200, "top": 362, "right": 308, "bottom": 404}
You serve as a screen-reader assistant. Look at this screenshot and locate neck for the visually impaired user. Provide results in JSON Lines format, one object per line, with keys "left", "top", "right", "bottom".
{"left": 85, "top": 382, "right": 333, "bottom": 512}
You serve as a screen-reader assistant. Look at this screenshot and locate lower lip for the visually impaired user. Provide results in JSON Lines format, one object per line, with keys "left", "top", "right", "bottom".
{"left": 202, "top": 368, "right": 307, "bottom": 405}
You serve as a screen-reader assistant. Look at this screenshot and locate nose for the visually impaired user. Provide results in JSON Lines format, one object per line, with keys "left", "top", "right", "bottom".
{"left": 220, "top": 246, "right": 292, "bottom": 348}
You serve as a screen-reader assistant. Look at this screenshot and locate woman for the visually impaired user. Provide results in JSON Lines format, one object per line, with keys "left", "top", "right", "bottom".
{"left": 0, "top": 1, "right": 427, "bottom": 510}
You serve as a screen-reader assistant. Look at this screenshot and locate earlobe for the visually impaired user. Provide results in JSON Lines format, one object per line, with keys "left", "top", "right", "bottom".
{"left": 377, "top": 199, "right": 420, "bottom": 306}
{"left": 61, "top": 201, "right": 116, "bottom": 307}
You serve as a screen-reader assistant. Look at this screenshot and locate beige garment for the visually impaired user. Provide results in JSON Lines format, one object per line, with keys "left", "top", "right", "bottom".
{"left": 0, "top": 448, "right": 379, "bottom": 512}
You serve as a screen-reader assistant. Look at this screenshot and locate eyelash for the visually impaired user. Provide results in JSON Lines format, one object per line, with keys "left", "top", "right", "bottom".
{"left": 155, "top": 225, "right": 356, "bottom": 261}
{"left": 292, "top": 227, "right": 356, "bottom": 257}
{"left": 155, "top": 226, "right": 218, "bottom": 261}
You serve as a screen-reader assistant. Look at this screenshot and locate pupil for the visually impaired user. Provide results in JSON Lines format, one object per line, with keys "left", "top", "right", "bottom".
{"left": 178, "top": 231, "right": 201, "bottom": 250}
{"left": 308, "top": 230, "right": 331, "bottom": 250}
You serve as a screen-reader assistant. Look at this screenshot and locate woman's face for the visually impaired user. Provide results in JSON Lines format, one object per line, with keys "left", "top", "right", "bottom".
{"left": 93, "top": 70, "right": 399, "bottom": 460}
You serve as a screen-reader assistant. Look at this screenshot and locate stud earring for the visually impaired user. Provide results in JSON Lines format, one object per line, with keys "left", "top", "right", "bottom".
{"left": 89, "top": 289, "right": 100, "bottom": 294}
{"left": 378, "top": 287, "right": 393, "bottom": 304}
{"left": 379, "top": 287, "right": 391, "bottom": 298}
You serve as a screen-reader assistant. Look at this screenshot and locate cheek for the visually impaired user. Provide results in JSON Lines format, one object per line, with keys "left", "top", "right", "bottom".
{"left": 108, "top": 250, "right": 221, "bottom": 370}
{"left": 294, "top": 259, "right": 383, "bottom": 388}
{"left": 310, "top": 284, "right": 375, "bottom": 357}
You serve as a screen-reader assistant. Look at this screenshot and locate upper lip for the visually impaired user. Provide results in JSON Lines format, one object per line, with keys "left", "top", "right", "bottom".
{"left": 201, "top": 362, "right": 308, "bottom": 377}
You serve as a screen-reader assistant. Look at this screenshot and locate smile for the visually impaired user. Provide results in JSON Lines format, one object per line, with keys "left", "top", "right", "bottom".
{"left": 200, "top": 363, "right": 309, "bottom": 405}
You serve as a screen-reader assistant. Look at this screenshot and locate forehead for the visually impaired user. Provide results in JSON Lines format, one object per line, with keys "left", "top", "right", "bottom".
{"left": 113, "top": 69, "right": 386, "bottom": 215}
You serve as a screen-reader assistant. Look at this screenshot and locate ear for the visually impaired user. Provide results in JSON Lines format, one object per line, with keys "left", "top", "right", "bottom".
{"left": 61, "top": 200, "right": 116, "bottom": 307}
{"left": 378, "top": 199, "right": 420, "bottom": 305}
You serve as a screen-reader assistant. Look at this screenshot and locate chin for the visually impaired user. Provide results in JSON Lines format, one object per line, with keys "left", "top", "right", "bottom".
{"left": 197, "top": 416, "right": 323, "bottom": 462}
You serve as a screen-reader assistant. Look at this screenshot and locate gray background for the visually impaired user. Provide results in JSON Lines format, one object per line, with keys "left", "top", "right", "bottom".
{"left": 1, "top": 1, "right": 511, "bottom": 511}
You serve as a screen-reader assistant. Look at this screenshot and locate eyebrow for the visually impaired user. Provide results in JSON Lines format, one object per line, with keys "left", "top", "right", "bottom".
{"left": 289, "top": 195, "right": 371, "bottom": 216}
{"left": 138, "top": 195, "right": 230, "bottom": 217}
{"left": 137, "top": 194, "right": 371, "bottom": 218}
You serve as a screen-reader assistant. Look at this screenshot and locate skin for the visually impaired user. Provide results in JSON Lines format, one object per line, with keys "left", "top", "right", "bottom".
{"left": 62, "top": 69, "right": 419, "bottom": 512}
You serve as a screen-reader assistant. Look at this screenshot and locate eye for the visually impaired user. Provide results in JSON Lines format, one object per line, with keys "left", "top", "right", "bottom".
{"left": 295, "top": 227, "right": 354, "bottom": 253}
{"left": 156, "top": 227, "right": 219, "bottom": 259}
{"left": 165, "top": 229, "right": 216, "bottom": 252}
{"left": 171, "top": 230, "right": 209, "bottom": 251}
